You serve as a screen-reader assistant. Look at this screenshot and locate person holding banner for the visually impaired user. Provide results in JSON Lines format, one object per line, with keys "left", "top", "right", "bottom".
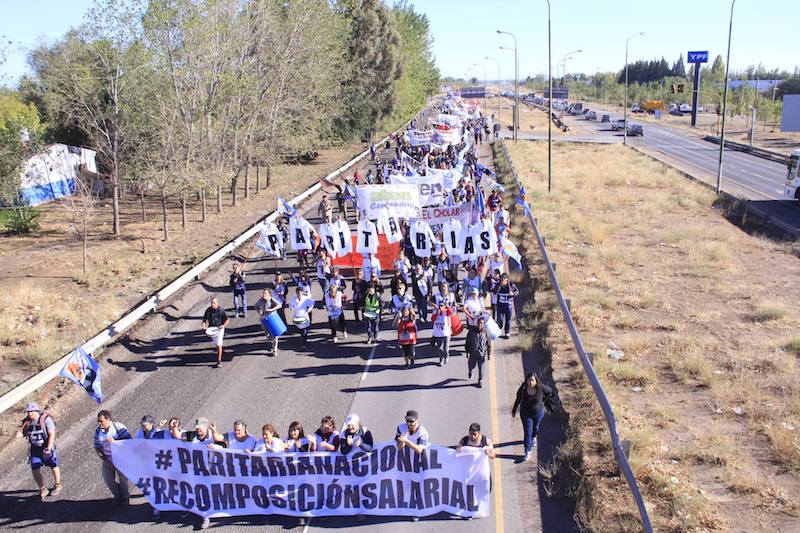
{"left": 288, "top": 287, "right": 314, "bottom": 347}
{"left": 339, "top": 413, "right": 374, "bottom": 454}
{"left": 394, "top": 305, "right": 418, "bottom": 368}
{"left": 314, "top": 416, "right": 341, "bottom": 452}
{"left": 16, "top": 402, "right": 60, "bottom": 501}
{"left": 201, "top": 297, "right": 229, "bottom": 368}
{"left": 211, "top": 420, "right": 257, "bottom": 451}
{"left": 324, "top": 284, "right": 347, "bottom": 343}
{"left": 395, "top": 410, "right": 429, "bottom": 455}
{"left": 94, "top": 410, "right": 132, "bottom": 505}
{"left": 457, "top": 422, "right": 496, "bottom": 459}
{"left": 255, "top": 287, "right": 282, "bottom": 355}
{"left": 249, "top": 424, "right": 284, "bottom": 453}
{"left": 285, "top": 421, "right": 316, "bottom": 452}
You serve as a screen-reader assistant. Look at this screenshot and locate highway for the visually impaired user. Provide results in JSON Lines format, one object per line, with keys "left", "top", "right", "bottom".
{"left": 0, "top": 134, "right": 565, "bottom": 531}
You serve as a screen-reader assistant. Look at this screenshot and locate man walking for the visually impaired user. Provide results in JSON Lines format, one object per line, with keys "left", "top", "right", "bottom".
{"left": 229, "top": 264, "right": 247, "bottom": 318}
{"left": 94, "top": 410, "right": 132, "bottom": 505}
{"left": 466, "top": 317, "right": 489, "bottom": 388}
{"left": 201, "top": 296, "right": 229, "bottom": 368}
{"left": 16, "top": 402, "right": 60, "bottom": 500}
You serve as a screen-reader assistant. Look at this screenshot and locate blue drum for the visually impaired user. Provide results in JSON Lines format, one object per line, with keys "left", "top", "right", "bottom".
{"left": 260, "top": 311, "right": 287, "bottom": 337}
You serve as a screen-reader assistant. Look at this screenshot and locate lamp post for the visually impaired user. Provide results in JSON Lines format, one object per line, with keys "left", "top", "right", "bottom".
{"left": 485, "top": 56, "right": 501, "bottom": 119}
{"left": 546, "top": 0, "right": 552, "bottom": 193}
{"left": 560, "top": 49, "right": 582, "bottom": 87}
{"left": 500, "top": 45, "right": 516, "bottom": 138}
{"left": 624, "top": 32, "right": 645, "bottom": 146}
{"left": 497, "top": 30, "right": 518, "bottom": 142}
{"left": 717, "top": 0, "right": 736, "bottom": 195}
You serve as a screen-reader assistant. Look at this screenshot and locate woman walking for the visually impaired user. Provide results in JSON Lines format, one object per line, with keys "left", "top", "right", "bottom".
{"left": 511, "top": 372, "right": 554, "bottom": 461}
{"left": 394, "top": 305, "right": 418, "bottom": 368}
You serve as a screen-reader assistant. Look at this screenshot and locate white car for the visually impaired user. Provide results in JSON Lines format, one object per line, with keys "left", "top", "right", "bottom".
{"left": 679, "top": 103, "right": 692, "bottom": 113}
{"left": 610, "top": 119, "right": 625, "bottom": 131}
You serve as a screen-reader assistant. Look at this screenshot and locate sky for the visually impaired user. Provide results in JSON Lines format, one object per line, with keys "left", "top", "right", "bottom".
{"left": 1, "top": 0, "right": 799, "bottom": 86}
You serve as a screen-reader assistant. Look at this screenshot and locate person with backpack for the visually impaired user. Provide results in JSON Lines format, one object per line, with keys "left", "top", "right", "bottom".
{"left": 93, "top": 409, "right": 132, "bottom": 505}
{"left": 16, "top": 402, "right": 61, "bottom": 500}
{"left": 456, "top": 422, "right": 496, "bottom": 459}
{"left": 394, "top": 305, "right": 418, "bottom": 368}
{"left": 512, "top": 372, "right": 555, "bottom": 461}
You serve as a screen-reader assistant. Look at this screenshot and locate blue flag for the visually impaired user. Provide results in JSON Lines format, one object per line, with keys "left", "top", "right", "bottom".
{"left": 344, "top": 183, "right": 360, "bottom": 210}
{"left": 277, "top": 196, "right": 296, "bottom": 217}
{"left": 516, "top": 186, "right": 530, "bottom": 215}
{"left": 59, "top": 346, "right": 103, "bottom": 403}
{"left": 475, "top": 186, "right": 486, "bottom": 217}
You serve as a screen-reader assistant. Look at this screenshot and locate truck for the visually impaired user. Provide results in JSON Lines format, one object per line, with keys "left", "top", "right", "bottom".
{"left": 785, "top": 149, "right": 800, "bottom": 200}
{"left": 641, "top": 100, "right": 666, "bottom": 113}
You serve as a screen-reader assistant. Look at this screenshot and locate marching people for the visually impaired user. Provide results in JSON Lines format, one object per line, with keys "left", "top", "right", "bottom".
{"left": 363, "top": 283, "right": 382, "bottom": 344}
{"left": 339, "top": 414, "right": 374, "bottom": 454}
{"left": 273, "top": 272, "right": 288, "bottom": 325}
{"left": 210, "top": 419, "right": 257, "bottom": 451}
{"left": 314, "top": 416, "right": 341, "bottom": 452}
{"left": 483, "top": 269, "right": 501, "bottom": 320}
{"left": 456, "top": 422, "right": 496, "bottom": 459}
{"left": 255, "top": 286, "right": 282, "bottom": 355}
{"left": 410, "top": 262, "right": 430, "bottom": 322}
{"left": 465, "top": 316, "right": 489, "bottom": 388}
{"left": 135, "top": 415, "right": 166, "bottom": 439}
{"left": 494, "top": 273, "right": 519, "bottom": 339}
{"left": 330, "top": 266, "right": 347, "bottom": 293}
{"left": 431, "top": 300, "right": 453, "bottom": 366}
{"left": 362, "top": 252, "right": 382, "bottom": 281}
{"left": 351, "top": 268, "right": 369, "bottom": 323}
{"left": 294, "top": 270, "right": 314, "bottom": 300}
{"left": 316, "top": 249, "right": 331, "bottom": 295}
{"left": 201, "top": 296, "right": 230, "bottom": 368}
{"left": 324, "top": 283, "right": 347, "bottom": 342}
{"left": 318, "top": 194, "right": 333, "bottom": 223}
{"left": 394, "top": 305, "right": 418, "bottom": 368}
{"left": 16, "top": 402, "right": 60, "bottom": 500}
{"left": 512, "top": 372, "right": 554, "bottom": 461}
{"left": 94, "top": 410, "right": 132, "bottom": 505}
{"left": 463, "top": 287, "right": 485, "bottom": 331}
{"left": 288, "top": 286, "right": 314, "bottom": 347}
{"left": 229, "top": 263, "right": 247, "bottom": 317}
{"left": 391, "top": 282, "right": 413, "bottom": 316}
{"left": 285, "top": 421, "right": 316, "bottom": 452}
{"left": 395, "top": 410, "right": 429, "bottom": 455}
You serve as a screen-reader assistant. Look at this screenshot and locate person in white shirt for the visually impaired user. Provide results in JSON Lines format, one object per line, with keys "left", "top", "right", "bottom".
{"left": 288, "top": 286, "right": 315, "bottom": 346}
{"left": 362, "top": 252, "right": 381, "bottom": 280}
{"left": 211, "top": 420, "right": 257, "bottom": 451}
{"left": 249, "top": 424, "right": 284, "bottom": 453}
{"left": 489, "top": 252, "right": 505, "bottom": 276}
{"left": 395, "top": 410, "right": 428, "bottom": 455}
{"left": 431, "top": 301, "right": 454, "bottom": 366}
{"left": 324, "top": 284, "right": 347, "bottom": 342}
{"left": 391, "top": 284, "right": 413, "bottom": 316}
{"left": 393, "top": 251, "right": 411, "bottom": 283}
{"left": 463, "top": 287, "right": 486, "bottom": 330}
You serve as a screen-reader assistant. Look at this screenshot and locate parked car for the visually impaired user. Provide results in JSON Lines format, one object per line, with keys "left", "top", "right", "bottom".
{"left": 611, "top": 119, "right": 625, "bottom": 131}
{"left": 601, "top": 114, "right": 610, "bottom": 122}
{"left": 668, "top": 103, "right": 677, "bottom": 112}
{"left": 586, "top": 111, "right": 597, "bottom": 121}
{"left": 679, "top": 103, "right": 692, "bottom": 113}
{"left": 669, "top": 110, "right": 684, "bottom": 116}
{"left": 626, "top": 123, "right": 644, "bottom": 136}
{"left": 631, "top": 103, "right": 639, "bottom": 113}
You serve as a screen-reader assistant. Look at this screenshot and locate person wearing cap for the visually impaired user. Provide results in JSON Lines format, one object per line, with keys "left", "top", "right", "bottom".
{"left": 15, "top": 402, "right": 60, "bottom": 500}
{"left": 210, "top": 420, "right": 256, "bottom": 451}
{"left": 494, "top": 273, "right": 519, "bottom": 339}
{"left": 94, "top": 409, "right": 132, "bottom": 505}
{"left": 456, "top": 423, "right": 496, "bottom": 459}
{"left": 186, "top": 417, "right": 222, "bottom": 446}
{"left": 324, "top": 283, "right": 347, "bottom": 343}
{"left": 465, "top": 316, "right": 489, "bottom": 388}
{"left": 135, "top": 415, "right": 167, "bottom": 439}
{"left": 395, "top": 410, "right": 429, "bottom": 455}
{"left": 461, "top": 266, "right": 481, "bottom": 302}
{"left": 288, "top": 285, "right": 315, "bottom": 347}
{"left": 339, "top": 414, "right": 373, "bottom": 454}
{"left": 463, "top": 286, "right": 485, "bottom": 331}
{"left": 201, "top": 296, "right": 230, "bottom": 368}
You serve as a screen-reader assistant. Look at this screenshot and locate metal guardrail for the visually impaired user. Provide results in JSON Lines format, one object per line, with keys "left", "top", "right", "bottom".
{"left": 498, "top": 140, "right": 653, "bottom": 533}
{"left": 0, "top": 109, "right": 427, "bottom": 415}
{"left": 703, "top": 135, "right": 790, "bottom": 165}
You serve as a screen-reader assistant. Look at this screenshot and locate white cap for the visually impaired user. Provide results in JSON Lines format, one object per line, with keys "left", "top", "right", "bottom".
{"left": 345, "top": 413, "right": 360, "bottom": 427}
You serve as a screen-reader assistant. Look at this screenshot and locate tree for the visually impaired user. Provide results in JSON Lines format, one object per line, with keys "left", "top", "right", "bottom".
{"left": 776, "top": 77, "right": 800, "bottom": 99}
{"left": 391, "top": 2, "right": 439, "bottom": 124}
{"left": 671, "top": 55, "right": 686, "bottom": 78}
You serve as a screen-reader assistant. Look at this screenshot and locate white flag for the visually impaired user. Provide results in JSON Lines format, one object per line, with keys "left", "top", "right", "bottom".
{"left": 356, "top": 218, "right": 378, "bottom": 255}
{"left": 410, "top": 219, "right": 435, "bottom": 258}
{"left": 256, "top": 222, "right": 283, "bottom": 256}
{"left": 289, "top": 215, "right": 313, "bottom": 251}
{"left": 319, "top": 222, "right": 340, "bottom": 257}
{"left": 335, "top": 219, "right": 353, "bottom": 254}
{"left": 377, "top": 211, "right": 403, "bottom": 243}
{"left": 474, "top": 218, "right": 498, "bottom": 257}
{"left": 458, "top": 223, "right": 478, "bottom": 261}
{"left": 442, "top": 219, "right": 462, "bottom": 256}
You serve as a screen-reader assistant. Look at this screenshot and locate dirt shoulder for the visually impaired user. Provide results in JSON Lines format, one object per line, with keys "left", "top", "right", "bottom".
{"left": 502, "top": 139, "right": 800, "bottom": 531}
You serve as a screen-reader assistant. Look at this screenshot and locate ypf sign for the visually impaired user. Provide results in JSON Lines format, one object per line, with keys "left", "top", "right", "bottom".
{"left": 687, "top": 51, "right": 708, "bottom": 127}
{"left": 687, "top": 51, "right": 708, "bottom": 64}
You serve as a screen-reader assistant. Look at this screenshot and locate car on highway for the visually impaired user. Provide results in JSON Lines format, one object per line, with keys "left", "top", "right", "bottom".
{"left": 626, "top": 123, "right": 644, "bottom": 136}
{"left": 586, "top": 111, "right": 597, "bottom": 121}
{"left": 679, "top": 103, "right": 692, "bottom": 113}
{"left": 631, "top": 103, "right": 639, "bottom": 113}
{"left": 611, "top": 119, "right": 625, "bottom": 131}
{"left": 785, "top": 149, "right": 800, "bottom": 200}
{"left": 601, "top": 114, "right": 610, "bottom": 122}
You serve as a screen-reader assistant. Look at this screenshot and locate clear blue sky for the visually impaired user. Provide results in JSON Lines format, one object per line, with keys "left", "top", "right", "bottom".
{"left": 2, "top": 0, "right": 799, "bottom": 86}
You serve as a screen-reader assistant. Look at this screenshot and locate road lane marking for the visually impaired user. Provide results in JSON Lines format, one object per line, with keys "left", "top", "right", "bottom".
{"left": 360, "top": 343, "right": 378, "bottom": 381}
{"left": 489, "top": 344, "right": 504, "bottom": 533}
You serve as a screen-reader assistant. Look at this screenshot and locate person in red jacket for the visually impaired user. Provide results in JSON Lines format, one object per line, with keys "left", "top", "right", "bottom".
{"left": 393, "top": 305, "right": 418, "bottom": 368}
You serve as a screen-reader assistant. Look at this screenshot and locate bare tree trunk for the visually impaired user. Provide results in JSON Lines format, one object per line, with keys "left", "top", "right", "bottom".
{"left": 231, "top": 172, "right": 238, "bottom": 207}
{"left": 180, "top": 195, "right": 187, "bottom": 230}
{"left": 112, "top": 179, "right": 120, "bottom": 235}
{"left": 200, "top": 188, "right": 206, "bottom": 222}
{"left": 161, "top": 191, "right": 169, "bottom": 241}
{"left": 255, "top": 164, "right": 260, "bottom": 193}
{"left": 216, "top": 185, "right": 222, "bottom": 213}
{"left": 140, "top": 188, "right": 146, "bottom": 223}
{"left": 267, "top": 163, "right": 271, "bottom": 187}
{"left": 82, "top": 211, "right": 88, "bottom": 275}
{"left": 244, "top": 164, "right": 249, "bottom": 199}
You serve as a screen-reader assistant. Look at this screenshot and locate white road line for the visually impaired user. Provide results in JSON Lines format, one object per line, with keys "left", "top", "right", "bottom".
{"left": 360, "top": 342, "right": 379, "bottom": 381}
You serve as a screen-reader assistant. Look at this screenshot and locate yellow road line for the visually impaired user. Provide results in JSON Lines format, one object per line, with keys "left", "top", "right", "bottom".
{"left": 489, "top": 348, "right": 504, "bottom": 532}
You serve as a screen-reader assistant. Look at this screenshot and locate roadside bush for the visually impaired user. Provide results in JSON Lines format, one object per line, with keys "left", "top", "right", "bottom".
{"left": 3, "top": 206, "right": 41, "bottom": 234}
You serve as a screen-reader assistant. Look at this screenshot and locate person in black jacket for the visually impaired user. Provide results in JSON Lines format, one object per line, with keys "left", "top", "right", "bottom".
{"left": 339, "top": 413, "right": 373, "bottom": 454}
{"left": 465, "top": 317, "right": 489, "bottom": 388}
{"left": 511, "top": 372, "right": 553, "bottom": 461}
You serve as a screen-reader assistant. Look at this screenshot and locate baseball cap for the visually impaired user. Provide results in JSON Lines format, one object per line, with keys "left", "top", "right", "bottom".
{"left": 470, "top": 287, "right": 480, "bottom": 295}
{"left": 25, "top": 402, "right": 40, "bottom": 412}
{"left": 405, "top": 410, "right": 419, "bottom": 422}
{"left": 195, "top": 417, "right": 210, "bottom": 428}
{"left": 345, "top": 413, "right": 360, "bottom": 427}
{"left": 140, "top": 415, "right": 154, "bottom": 426}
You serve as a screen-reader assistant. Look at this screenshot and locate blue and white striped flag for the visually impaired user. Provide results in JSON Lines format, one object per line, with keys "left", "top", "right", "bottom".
{"left": 60, "top": 346, "right": 103, "bottom": 403}
{"left": 276, "top": 196, "right": 296, "bottom": 217}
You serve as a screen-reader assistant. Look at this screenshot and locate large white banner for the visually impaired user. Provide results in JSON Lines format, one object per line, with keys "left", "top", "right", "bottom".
{"left": 407, "top": 129, "right": 434, "bottom": 146}
{"left": 111, "top": 439, "right": 490, "bottom": 519}
{"left": 419, "top": 202, "right": 473, "bottom": 229}
{"left": 356, "top": 184, "right": 421, "bottom": 220}
{"left": 390, "top": 173, "right": 445, "bottom": 207}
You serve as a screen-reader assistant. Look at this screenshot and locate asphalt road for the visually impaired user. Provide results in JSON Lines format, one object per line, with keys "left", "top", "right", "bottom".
{"left": 0, "top": 125, "right": 553, "bottom": 531}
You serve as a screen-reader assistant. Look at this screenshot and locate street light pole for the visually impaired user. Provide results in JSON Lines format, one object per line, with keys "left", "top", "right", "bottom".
{"left": 717, "top": 0, "right": 736, "bottom": 195}
{"left": 497, "top": 30, "right": 518, "bottom": 142}
{"left": 546, "top": 0, "right": 552, "bottom": 192}
{"left": 560, "top": 49, "right": 582, "bottom": 88}
{"left": 485, "top": 56, "right": 501, "bottom": 120}
{"left": 624, "top": 32, "right": 644, "bottom": 146}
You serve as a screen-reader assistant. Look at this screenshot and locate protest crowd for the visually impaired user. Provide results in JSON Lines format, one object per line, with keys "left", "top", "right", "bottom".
{"left": 16, "top": 95, "right": 558, "bottom": 528}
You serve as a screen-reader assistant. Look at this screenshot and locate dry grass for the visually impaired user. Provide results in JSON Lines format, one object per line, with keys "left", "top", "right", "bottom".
{"left": 501, "top": 138, "right": 800, "bottom": 531}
